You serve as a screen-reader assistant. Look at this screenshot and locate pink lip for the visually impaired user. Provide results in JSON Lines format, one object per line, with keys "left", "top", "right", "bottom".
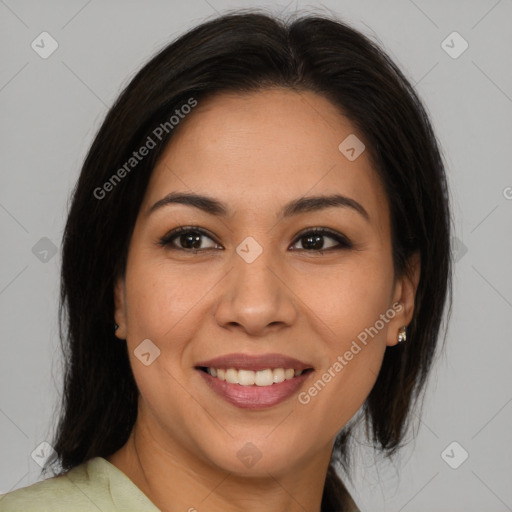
{"left": 197, "top": 368, "right": 313, "bottom": 409}
{"left": 195, "top": 352, "right": 313, "bottom": 371}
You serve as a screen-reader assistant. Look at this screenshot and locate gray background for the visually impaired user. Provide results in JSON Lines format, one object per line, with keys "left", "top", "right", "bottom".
{"left": 1, "top": 0, "right": 511, "bottom": 510}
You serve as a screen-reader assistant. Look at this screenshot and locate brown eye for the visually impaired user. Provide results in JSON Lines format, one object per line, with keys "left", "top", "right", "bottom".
{"left": 159, "top": 227, "right": 221, "bottom": 252}
{"left": 290, "top": 229, "right": 352, "bottom": 252}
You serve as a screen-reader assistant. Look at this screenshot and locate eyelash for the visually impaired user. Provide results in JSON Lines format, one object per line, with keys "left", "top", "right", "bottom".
{"left": 157, "top": 226, "right": 353, "bottom": 254}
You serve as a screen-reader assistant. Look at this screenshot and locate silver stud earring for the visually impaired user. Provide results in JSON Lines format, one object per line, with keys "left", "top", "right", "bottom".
{"left": 114, "top": 323, "right": 119, "bottom": 331}
{"left": 397, "top": 325, "right": 407, "bottom": 343}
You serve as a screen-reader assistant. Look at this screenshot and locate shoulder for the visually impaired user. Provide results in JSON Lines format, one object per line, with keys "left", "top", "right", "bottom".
{"left": 0, "top": 458, "right": 110, "bottom": 511}
{"left": 0, "top": 457, "right": 158, "bottom": 511}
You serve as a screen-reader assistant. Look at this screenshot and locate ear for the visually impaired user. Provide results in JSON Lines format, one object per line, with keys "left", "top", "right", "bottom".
{"left": 114, "top": 275, "right": 127, "bottom": 339}
{"left": 386, "top": 251, "right": 421, "bottom": 347}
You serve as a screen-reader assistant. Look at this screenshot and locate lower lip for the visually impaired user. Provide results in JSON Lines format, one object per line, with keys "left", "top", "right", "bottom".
{"left": 197, "top": 369, "right": 313, "bottom": 409}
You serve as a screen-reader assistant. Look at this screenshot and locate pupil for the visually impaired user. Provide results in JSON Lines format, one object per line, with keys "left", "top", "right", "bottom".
{"left": 181, "top": 233, "right": 201, "bottom": 249}
{"left": 303, "top": 235, "right": 323, "bottom": 250}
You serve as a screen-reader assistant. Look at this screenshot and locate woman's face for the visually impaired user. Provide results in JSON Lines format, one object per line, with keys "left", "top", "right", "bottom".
{"left": 114, "top": 89, "right": 418, "bottom": 476}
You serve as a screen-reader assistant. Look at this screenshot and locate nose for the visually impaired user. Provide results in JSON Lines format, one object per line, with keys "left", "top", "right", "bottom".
{"left": 213, "top": 243, "right": 298, "bottom": 337}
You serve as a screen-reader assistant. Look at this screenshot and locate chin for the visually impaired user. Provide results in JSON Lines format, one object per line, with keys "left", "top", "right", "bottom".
{"left": 200, "top": 438, "right": 306, "bottom": 478}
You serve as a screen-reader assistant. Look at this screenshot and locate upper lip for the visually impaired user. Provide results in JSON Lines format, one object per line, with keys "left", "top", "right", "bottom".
{"left": 195, "top": 353, "right": 314, "bottom": 371}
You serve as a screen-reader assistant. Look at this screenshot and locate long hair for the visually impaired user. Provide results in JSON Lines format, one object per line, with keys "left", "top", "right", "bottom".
{"left": 45, "top": 10, "right": 452, "bottom": 511}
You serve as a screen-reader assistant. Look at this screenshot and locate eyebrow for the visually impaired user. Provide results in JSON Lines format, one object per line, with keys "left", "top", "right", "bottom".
{"left": 147, "top": 191, "right": 370, "bottom": 222}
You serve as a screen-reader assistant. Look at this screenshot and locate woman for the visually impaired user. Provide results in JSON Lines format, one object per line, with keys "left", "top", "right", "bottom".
{"left": 0, "top": 10, "right": 452, "bottom": 512}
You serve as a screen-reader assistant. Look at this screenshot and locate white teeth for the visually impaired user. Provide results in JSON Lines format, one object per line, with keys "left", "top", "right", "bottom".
{"left": 205, "top": 367, "right": 305, "bottom": 386}
{"left": 254, "top": 369, "right": 273, "bottom": 386}
{"left": 273, "top": 368, "right": 285, "bottom": 383}
{"left": 238, "top": 369, "right": 255, "bottom": 386}
{"left": 225, "top": 368, "right": 239, "bottom": 384}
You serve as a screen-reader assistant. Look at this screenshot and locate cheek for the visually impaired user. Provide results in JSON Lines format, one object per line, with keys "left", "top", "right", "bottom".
{"left": 124, "top": 258, "right": 214, "bottom": 343}
{"left": 297, "top": 260, "right": 392, "bottom": 427}
{"left": 121, "top": 258, "right": 204, "bottom": 427}
{"left": 310, "top": 256, "right": 394, "bottom": 342}
{"left": 329, "top": 270, "right": 392, "bottom": 371}
{"left": 122, "top": 255, "right": 232, "bottom": 414}
{"left": 299, "top": 323, "right": 387, "bottom": 437}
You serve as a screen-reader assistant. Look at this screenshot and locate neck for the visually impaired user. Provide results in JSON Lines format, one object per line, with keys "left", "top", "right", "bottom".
{"left": 107, "top": 417, "right": 332, "bottom": 512}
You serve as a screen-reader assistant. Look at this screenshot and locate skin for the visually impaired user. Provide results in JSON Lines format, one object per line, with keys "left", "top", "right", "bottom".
{"left": 108, "top": 88, "right": 420, "bottom": 512}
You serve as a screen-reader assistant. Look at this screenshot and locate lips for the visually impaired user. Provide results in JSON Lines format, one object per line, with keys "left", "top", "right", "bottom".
{"left": 195, "top": 353, "right": 314, "bottom": 409}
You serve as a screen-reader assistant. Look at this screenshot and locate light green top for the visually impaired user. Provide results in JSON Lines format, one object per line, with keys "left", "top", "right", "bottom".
{"left": 0, "top": 457, "right": 160, "bottom": 511}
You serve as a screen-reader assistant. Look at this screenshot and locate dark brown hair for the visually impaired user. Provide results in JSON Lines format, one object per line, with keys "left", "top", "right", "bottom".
{"left": 45, "top": 9, "right": 452, "bottom": 511}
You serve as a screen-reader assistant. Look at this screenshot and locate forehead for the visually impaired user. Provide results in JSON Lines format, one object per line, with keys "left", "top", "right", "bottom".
{"left": 142, "top": 89, "right": 388, "bottom": 227}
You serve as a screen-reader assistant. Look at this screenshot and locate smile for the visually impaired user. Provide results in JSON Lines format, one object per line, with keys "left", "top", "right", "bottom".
{"left": 195, "top": 352, "right": 314, "bottom": 409}
{"left": 196, "top": 367, "right": 314, "bottom": 409}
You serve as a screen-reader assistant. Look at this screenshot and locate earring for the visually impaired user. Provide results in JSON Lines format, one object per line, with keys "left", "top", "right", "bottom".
{"left": 114, "top": 323, "right": 119, "bottom": 331}
{"left": 397, "top": 325, "right": 407, "bottom": 343}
